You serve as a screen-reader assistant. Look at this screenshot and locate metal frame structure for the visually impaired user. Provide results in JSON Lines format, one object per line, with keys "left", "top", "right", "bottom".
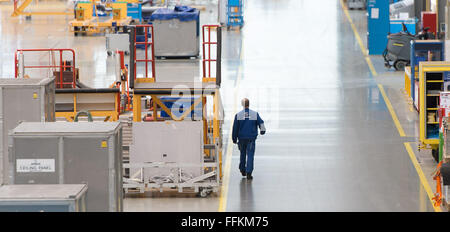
{"left": 14, "top": 48, "right": 125, "bottom": 122}
{"left": 123, "top": 142, "right": 221, "bottom": 196}
{"left": 123, "top": 24, "right": 224, "bottom": 195}
{"left": 410, "top": 40, "right": 444, "bottom": 110}
{"left": 12, "top": 0, "right": 72, "bottom": 17}
{"left": 69, "top": 1, "right": 132, "bottom": 35}
{"left": 419, "top": 62, "right": 450, "bottom": 153}
{"left": 129, "top": 25, "right": 156, "bottom": 85}
{"left": 15, "top": 48, "right": 76, "bottom": 88}
{"left": 126, "top": 83, "right": 224, "bottom": 195}
{"left": 202, "top": 25, "right": 222, "bottom": 86}
{"left": 55, "top": 88, "right": 121, "bottom": 122}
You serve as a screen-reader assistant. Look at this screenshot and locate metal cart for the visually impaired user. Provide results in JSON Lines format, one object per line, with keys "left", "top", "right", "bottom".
{"left": 419, "top": 62, "right": 450, "bottom": 162}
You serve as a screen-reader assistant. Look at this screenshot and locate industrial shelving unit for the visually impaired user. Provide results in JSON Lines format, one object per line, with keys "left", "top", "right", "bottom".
{"left": 409, "top": 40, "right": 444, "bottom": 111}
{"left": 419, "top": 62, "right": 450, "bottom": 158}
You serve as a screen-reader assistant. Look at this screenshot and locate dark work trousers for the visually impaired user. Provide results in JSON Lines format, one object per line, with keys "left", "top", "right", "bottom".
{"left": 238, "top": 139, "right": 256, "bottom": 174}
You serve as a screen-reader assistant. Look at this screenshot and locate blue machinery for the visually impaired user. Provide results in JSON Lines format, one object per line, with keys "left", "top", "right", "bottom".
{"left": 127, "top": 3, "right": 142, "bottom": 22}
{"left": 410, "top": 40, "right": 445, "bottom": 108}
{"left": 367, "top": 0, "right": 390, "bottom": 55}
{"left": 227, "top": 0, "right": 244, "bottom": 28}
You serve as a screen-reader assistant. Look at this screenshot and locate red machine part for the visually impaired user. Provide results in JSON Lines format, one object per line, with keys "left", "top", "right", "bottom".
{"left": 202, "top": 25, "right": 219, "bottom": 79}
{"left": 133, "top": 24, "right": 155, "bottom": 81}
{"left": 15, "top": 49, "right": 76, "bottom": 88}
{"left": 421, "top": 12, "right": 437, "bottom": 36}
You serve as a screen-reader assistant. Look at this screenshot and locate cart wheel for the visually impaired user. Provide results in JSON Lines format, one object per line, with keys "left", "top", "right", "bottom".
{"left": 199, "top": 188, "right": 209, "bottom": 198}
{"left": 124, "top": 51, "right": 130, "bottom": 56}
{"left": 394, "top": 60, "right": 407, "bottom": 71}
{"left": 25, "top": 15, "right": 32, "bottom": 20}
{"left": 107, "top": 51, "right": 113, "bottom": 56}
{"left": 81, "top": 27, "right": 87, "bottom": 36}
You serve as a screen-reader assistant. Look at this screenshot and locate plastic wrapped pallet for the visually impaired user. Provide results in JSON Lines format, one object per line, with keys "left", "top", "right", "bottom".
{"left": 0, "top": 184, "right": 87, "bottom": 212}
{"left": 0, "top": 78, "right": 55, "bottom": 185}
{"left": 8, "top": 122, "right": 123, "bottom": 212}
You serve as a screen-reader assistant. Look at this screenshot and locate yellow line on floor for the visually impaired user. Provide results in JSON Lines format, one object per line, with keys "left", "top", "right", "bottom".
{"left": 404, "top": 142, "right": 442, "bottom": 212}
{"left": 218, "top": 38, "right": 244, "bottom": 212}
{"left": 378, "top": 84, "right": 406, "bottom": 137}
{"left": 339, "top": 0, "right": 377, "bottom": 77}
{"left": 340, "top": 0, "right": 440, "bottom": 212}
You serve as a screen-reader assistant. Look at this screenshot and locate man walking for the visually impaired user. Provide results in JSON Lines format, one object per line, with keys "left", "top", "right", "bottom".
{"left": 232, "top": 98, "right": 266, "bottom": 180}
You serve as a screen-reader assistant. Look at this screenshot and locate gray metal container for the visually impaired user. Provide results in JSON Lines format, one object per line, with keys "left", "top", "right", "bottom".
{"left": 8, "top": 122, "right": 123, "bottom": 212}
{"left": 0, "top": 184, "right": 87, "bottom": 212}
{"left": 130, "top": 121, "right": 203, "bottom": 181}
{"left": 153, "top": 18, "right": 200, "bottom": 57}
{"left": 0, "top": 78, "right": 55, "bottom": 185}
{"left": 106, "top": 33, "right": 130, "bottom": 55}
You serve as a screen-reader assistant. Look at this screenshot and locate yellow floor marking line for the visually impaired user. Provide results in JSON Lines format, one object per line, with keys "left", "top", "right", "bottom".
{"left": 340, "top": 0, "right": 440, "bottom": 212}
{"left": 404, "top": 142, "right": 442, "bottom": 212}
{"left": 218, "top": 38, "right": 244, "bottom": 212}
{"left": 339, "top": 0, "right": 378, "bottom": 77}
{"left": 378, "top": 84, "right": 406, "bottom": 137}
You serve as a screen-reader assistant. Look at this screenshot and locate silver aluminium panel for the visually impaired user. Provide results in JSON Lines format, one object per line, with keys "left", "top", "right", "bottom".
{"left": 9, "top": 122, "right": 122, "bottom": 212}
{"left": 0, "top": 184, "right": 87, "bottom": 212}
{"left": 129, "top": 121, "right": 203, "bottom": 182}
{"left": 153, "top": 19, "right": 199, "bottom": 57}
{"left": 0, "top": 78, "right": 55, "bottom": 185}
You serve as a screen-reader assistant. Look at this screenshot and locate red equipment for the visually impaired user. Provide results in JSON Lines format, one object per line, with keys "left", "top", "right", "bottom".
{"left": 15, "top": 49, "right": 76, "bottom": 88}
{"left": 133, "top": 25, "right": 155, "bottom": 81}
{"left": 421, "top": 12, "right": 437, "bottom": 36}
{"left": 202, "top": 25, "right": 220, "bottom": 81}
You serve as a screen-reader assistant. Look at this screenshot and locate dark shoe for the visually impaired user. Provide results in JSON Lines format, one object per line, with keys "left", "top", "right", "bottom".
{"left": 246, "top": 173, "right": 253, "bottom": 180}
{"left": 241, "top": 170, "right": 246, "bottom": 177}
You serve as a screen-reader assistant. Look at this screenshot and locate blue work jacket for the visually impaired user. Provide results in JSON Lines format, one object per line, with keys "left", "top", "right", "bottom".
{"left": 232, "top": 108, "right": 266, "bottom": 143}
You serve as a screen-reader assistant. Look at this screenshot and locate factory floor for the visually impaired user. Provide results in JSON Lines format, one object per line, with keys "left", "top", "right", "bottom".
{"left": 127, "top": 0, "right": 439, "bottom": 212}
{"left": 0, "top": 0, "right": 441, "bottom": 212}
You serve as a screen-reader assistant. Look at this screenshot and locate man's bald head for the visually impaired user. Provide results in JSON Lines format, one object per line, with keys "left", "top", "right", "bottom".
{"left": 242, "top": 98, "right": 249, "bottom": 108}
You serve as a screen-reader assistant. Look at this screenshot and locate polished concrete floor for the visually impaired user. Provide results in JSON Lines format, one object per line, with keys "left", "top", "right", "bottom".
{"left": 0, "top": 0, "right": 438, "bottom": 211}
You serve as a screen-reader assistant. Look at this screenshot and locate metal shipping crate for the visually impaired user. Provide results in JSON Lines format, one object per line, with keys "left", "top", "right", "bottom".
{"left": 151, "top": 7, "right": 200, "bottom": 58}
{"left": 153, "top": 19, "right": 200, "bottom": 57}
{"left": 106, "top": 33, "right": 130, "bottom": 56}
{"left": 8, "top": 122, "right": 123, "bottom": 212}
{"left": 129, "top": 121, "right": 204, "bottom": 181}
{"left": 0, "top": 78, "right": 55, "bottom": 185}
{"left": 0, "top": 184, "right": 87, "bottom": 212}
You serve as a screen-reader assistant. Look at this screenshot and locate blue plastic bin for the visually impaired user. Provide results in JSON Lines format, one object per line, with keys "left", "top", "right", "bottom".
{"left": 160, "top": 97, "right": 203, "bottom": 119}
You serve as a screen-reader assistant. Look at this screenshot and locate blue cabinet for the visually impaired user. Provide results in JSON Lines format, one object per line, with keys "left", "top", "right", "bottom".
{"left": 367, "top": 0, "right": 390, "bottom": 55}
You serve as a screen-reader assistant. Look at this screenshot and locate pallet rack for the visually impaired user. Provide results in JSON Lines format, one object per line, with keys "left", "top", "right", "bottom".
{"left": 419, "top": 62, "right": 450, "bottom": 159}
